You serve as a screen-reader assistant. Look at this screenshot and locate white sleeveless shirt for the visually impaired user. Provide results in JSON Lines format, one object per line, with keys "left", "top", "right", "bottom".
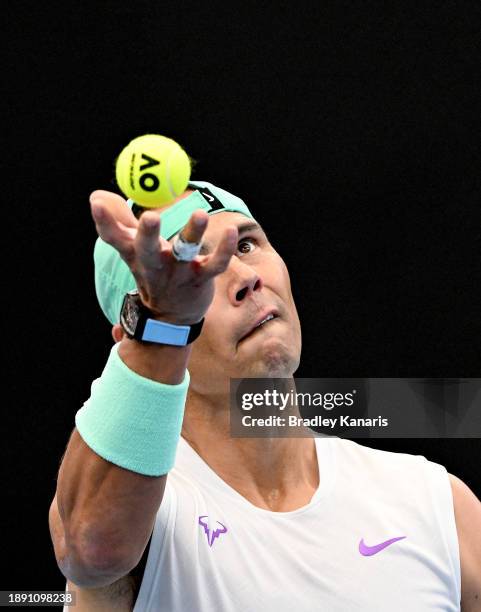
{"left": 133, "top": 436, "right": 460, "bottom": 611}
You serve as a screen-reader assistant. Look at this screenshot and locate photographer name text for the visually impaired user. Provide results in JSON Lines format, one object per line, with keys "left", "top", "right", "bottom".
{"left": 241, "top": 415, "right": 389, "bottom": 428}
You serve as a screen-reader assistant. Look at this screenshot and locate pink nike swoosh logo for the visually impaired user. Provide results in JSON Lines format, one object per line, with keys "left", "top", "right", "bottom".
{"left": 359, "top": 536, "right": 406, "bottom": 556}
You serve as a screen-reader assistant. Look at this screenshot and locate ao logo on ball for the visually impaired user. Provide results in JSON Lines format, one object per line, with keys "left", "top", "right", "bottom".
{"left": 139, "top": 154, "right": 160, "bottom": 192}
{"left": 116, "top": 134, "right": 191, "bottom": 207}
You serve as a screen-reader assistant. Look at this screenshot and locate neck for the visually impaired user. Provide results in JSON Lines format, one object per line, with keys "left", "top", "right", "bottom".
{"left": 181, "top": 384, "right": 319, "bottom": 511}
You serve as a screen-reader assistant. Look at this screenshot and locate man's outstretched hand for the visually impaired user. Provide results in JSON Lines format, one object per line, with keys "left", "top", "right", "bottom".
{"left": 90, "top": 190, "right": 238, "bottom": 325}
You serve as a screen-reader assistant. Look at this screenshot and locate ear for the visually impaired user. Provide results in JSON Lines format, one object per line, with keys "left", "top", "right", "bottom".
{"left": 111, "top": 323, "right": 125, "bottom": 343}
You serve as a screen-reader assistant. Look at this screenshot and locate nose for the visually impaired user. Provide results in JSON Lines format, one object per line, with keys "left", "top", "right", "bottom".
{"left": 227, "top": 257, "right": 263, "bottom": 305}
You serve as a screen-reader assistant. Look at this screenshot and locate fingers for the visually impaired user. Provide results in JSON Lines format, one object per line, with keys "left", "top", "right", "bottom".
{"left": 180, "top": 209, "right": 209, "bottom": 243}
{"left": 134, "top": 211, "right": 165, "bottom": 270}
{"left": 90, "top": 192, "right": 140, "bottom": 264}
{"left": 91, "top": 191, "right": 238, "bottom": 283}
{"left": 90, "top": 198, "right": 135, "bottom": 257}
{"left": 90, "top": 190, "right": 138, "bottom": 229}
{"left": 202, "top": 226, "right": 238, "bottom": 278}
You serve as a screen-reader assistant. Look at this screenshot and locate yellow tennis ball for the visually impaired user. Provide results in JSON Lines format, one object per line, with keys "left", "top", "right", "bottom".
{"left": 115, "top": 134, "right": 191, "bottom": 207}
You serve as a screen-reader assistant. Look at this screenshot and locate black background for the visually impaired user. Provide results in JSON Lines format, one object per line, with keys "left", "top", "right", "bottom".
{"left": 3, "top": 1, "right": 480, "bottom": 593}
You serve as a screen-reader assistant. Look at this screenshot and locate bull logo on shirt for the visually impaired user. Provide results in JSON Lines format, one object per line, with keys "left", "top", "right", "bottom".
{"left": 198, "top": 515, "right": 228, "bottom": 547}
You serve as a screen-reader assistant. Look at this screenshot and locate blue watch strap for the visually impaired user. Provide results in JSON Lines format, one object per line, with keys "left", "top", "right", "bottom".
{"left": 121, "top": 290, "right": 204, "bottom": 345}
{"left": 142, "top": 319, "right": 191, "bottom": 345}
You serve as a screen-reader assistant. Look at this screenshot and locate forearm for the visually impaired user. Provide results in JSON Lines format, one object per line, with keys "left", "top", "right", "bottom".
{"left": 57, "top": 428, "right": 164, "bottom": 562}
{"left": 55, "top": 340, "right": 191, "bottom": 581}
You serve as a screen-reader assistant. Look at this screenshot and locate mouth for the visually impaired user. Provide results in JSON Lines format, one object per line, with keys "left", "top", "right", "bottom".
{"left": 238, "top": 310, "right": 280, "bottom": 343}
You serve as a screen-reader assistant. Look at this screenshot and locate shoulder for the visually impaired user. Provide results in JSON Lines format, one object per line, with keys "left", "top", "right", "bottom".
{"left": 331, "top": 438, "right": 432, "bottom": 477}
{"left": 448, "top": 474, "right": 481, "bottom": 611}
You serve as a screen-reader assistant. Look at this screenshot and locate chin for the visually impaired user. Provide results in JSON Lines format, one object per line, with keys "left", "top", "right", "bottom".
{"left": 248, "top": 337, "right": 300, "bottom": 378}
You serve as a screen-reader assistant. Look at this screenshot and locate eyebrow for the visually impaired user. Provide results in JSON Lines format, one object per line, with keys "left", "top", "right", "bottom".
{"left": 199, "top": 221, "right": 265, "bottom": 255}
{"left": 237, "top": 221, "right": 265, "bottom": 235}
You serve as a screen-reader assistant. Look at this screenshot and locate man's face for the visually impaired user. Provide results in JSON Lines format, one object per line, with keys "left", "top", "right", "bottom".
{"left": 181, "top": 211, "right": 302, "bottom": 395}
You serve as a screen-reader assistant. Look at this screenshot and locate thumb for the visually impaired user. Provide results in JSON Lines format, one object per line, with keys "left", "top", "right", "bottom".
{"left": 90, "top": 190, "right": 138, "bottom": 229}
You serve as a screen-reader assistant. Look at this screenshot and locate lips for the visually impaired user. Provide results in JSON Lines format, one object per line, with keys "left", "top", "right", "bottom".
{"left": 238, "top": 310, "right": 279, "bottom": 343}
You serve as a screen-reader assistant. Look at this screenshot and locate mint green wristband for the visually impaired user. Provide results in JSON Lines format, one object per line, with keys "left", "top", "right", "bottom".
{"left": 75, "top": 343, "right": 189, "bottom": 476}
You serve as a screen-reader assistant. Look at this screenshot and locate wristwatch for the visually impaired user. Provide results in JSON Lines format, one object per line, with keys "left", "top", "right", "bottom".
{"left": 120, "top": 290, "right": 204, "bottom": 345}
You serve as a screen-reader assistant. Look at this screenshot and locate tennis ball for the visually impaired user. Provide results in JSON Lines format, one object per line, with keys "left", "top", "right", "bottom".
{"left": 115, "top": 134, "right": 191, "bottom": 207}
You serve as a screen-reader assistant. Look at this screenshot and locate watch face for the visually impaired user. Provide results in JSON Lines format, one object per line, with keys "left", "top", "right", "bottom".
{"left": 120, "top": 294, "right": 140, "bottom": 335}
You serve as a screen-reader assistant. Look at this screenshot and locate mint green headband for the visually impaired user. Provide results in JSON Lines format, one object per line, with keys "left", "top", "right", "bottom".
{"left": 94, "top": 180, "right": 255, "bottom": 325}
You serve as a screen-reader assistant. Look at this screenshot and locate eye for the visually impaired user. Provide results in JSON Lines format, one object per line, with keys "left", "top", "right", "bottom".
{"left": 237, "top": 237, "right": 256, "bottom": 256}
